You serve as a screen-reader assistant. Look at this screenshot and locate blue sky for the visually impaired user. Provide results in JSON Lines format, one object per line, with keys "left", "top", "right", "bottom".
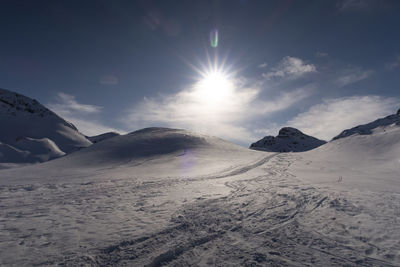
{"left": 1, "top": 0, "right": 400, "bottom": 146}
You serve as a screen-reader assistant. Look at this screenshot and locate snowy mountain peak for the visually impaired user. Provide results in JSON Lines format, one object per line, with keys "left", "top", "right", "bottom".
{"left": 1, "top": 88, "right": 54, "bottom": 118}
{"left": 277, "top": 127, "right": 304, "bottom": 136}
{"left": 332, "top": 110, "right": 400, "bottom": 141}
{"left": 0, "top": 88, "right": 77, "bottom": 130}
{"left": 0, "top": 88, "right": 92, "bottom": 163}
{"left": 250, "top": 127, "right": 326, "bottom": 152}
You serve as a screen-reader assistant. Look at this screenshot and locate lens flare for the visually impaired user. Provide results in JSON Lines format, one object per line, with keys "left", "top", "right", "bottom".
{"left": 210, "top": 29, "right": 218, "bottom": 48}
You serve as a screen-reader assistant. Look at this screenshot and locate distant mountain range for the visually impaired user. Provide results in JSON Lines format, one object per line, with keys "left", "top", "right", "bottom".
{"left": 1, "top": 87, "right": 399, "bottom": 164}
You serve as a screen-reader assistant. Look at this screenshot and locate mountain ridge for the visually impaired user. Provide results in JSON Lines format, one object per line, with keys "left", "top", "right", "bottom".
{"left": 0, "top": 88, "right": 92, "bottom": 163}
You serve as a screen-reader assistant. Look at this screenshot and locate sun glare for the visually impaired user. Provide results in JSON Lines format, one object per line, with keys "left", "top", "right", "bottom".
{"left": 195, "top": 71, "right": 233, "bottom": 105}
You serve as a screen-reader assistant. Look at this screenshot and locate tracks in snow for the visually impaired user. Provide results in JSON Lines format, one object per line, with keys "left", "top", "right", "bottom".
{"left": 3, "top": 152, "right": 399, "bottom": 266}
{"left": 71, "top": 153, "right": 399, "bottom": 267}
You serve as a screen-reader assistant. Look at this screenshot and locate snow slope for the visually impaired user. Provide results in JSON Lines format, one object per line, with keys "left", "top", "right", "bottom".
{"left": 0, "top": 127, "right": 266, "bottom": 184}
{"left": 0, "top": 137, "right": 65, "bottom": 163}
{"left": 291, "top": 111, "right": 400, "bottom": 191}
{"left": 0, "top": 88, "right": 91, "bottom": 163}
{"left": 250, "top": 127, "right": 326, "bottom": 152}
{"left": 1, "top": 123, "right": 400, "bottom": 266}
{"left": 86, "top": 132, "right": 120, "bottom": 144}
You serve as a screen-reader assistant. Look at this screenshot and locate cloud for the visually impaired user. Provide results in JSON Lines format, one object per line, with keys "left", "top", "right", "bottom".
{"left": 263, "top": 56, "right": 316, "bottom": 80}
{"left": 123, "top": 78, "right": 313, "bottom": 144}
{"left": 252, "top": 86, "right": 314, "bottom": 115}
{"left": 48, "top": 93, "right": 101, "bottom": 116}
{"left": 337, "top": 0, "right": 372, "bottom": 10}
{"left": 258, "top": 62, "right": 268, "bottom": 68}
{"left": 335, "top": 67, "right": 373, "bottom": 86}
{"left": 385, "top": 55, "right": 400, "bottom": 70}
{"left": 287, "top": 95, "right": 399, "bottom": 140}
{"left": 315, "top": 52, "right": 328, "bottom": 58}
{"left": 62, "top": 117, "right": 124, "bottom": 136}
{"left": 47, "top": 93, "right": 122, "bottom": 136}
{"left": 99, "top": 75, "right": 119, "bottom": 85}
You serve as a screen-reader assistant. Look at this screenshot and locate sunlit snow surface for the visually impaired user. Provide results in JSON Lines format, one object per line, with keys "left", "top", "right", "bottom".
{"left": 0, "top": 126, "right": 400, "bottom": 266}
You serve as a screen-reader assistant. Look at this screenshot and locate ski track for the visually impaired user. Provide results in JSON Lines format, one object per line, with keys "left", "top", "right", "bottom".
{"left": 1, "top": 154, "right": 400, "bottom": 266}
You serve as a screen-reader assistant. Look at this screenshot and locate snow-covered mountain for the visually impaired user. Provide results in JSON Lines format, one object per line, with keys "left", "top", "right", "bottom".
{"left": 0, "top": 88, "right": 92, "bottom": 163}
{"left": 291, "top": 109, "right": 400, "bottom": 191}
{"left": 1, "top": 120, "right": 400, "bottom": 265}
{"left": 0, "top": 127, "right": 265, "bottom": 182}
{"left": 250, "top": 127, "right": 326, "bottom": 152}
{"left": 332, "top": 111, "right": 400, "bottom": 141}
{"left": 86, "top": 132, "right": 120, "bottom": 144}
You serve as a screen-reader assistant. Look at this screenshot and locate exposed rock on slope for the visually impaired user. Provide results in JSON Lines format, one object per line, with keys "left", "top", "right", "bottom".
{"left": 333, "top": 109, "right": 400, "bottom": 140}
{"left": 0, "top": 88, "right": 92, "bottom": 163}
{"left": 250, "top": 127, "right": 326, "bottom": 152}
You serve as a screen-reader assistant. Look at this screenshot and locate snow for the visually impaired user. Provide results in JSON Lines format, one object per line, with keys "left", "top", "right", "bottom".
{"left": 250, "top": 127, "right": 326, "bottom": 152}
{"left": 0, "top": 137, "right": 65, "bottom": 163}
{"left": 291, "top": 113, "right": 400, "bottom": 192}
{"left": 0, "top": 88, "right": 91, "bottom": 163}
{"left": 0, "top": 115, "right": 400, "bottom": 265}
{"left": 87, "top": 132, "right": 120, "bottom": 144}
{"left": 333, "top": 113, "right": 400, "bottom": 141}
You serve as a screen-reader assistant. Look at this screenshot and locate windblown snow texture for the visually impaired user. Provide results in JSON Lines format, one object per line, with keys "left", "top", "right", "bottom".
{"left": 0, "top": 88, "right": 91, "bottom": 163}
{"left": 250, "top": 127, "right": 326, "bottom": 152}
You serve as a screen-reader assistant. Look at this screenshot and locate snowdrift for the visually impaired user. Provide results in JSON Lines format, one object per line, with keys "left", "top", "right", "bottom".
{"left": 0, "top": 137, "right": 65, "bottom": 163}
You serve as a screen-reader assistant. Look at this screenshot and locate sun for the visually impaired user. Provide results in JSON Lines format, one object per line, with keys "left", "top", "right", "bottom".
{"left": 195, "top": 70, "right": 233, "bottom": 105}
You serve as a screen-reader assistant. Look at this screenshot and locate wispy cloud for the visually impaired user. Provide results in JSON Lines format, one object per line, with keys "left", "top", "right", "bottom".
{"left": 48, "top": 93, "right": 101, "bottom": 116}
{"left": 258, "top": 62, "right": 268, "bottom": 68}
{"left": 47, "top": 93, "right": 123, "bottom": 136}
{"left": 337, "top": 0, "right": 372, "bottom": 11}
{"left": 123, "top": 78, "right": 313, "bottom": 144}
{"left": 99, "top": 75, "right": 119, "bottom": 85}
{"left": 263, "top": 56, "right": 316, "bottom": 80}
{"left": 287, "top": 95, "right": 399, "bottom": 140}
{"left": 252, "top": 86, "right": 314, "bottom": 115}
{"left": 315, "top": 52, "right": 329, "bottom": 58}
{"left": 385, "top": 55, "right": 400, "bottom": 70}
{"left": 335, "top": 67, "right": 374, "bottom": 87}
{"left": 61, "top": 117, "right": 124, "bottom": 136}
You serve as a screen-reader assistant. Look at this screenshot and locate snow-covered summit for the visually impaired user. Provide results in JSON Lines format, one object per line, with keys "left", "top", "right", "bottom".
{"left": 0, "top": 88, "right": 92, "bottom": 163}
{"left": 0, "top": 88, "right": 56, "bottom": 119}
{"left": 59, "top": 127, "right": 220, "bottom": 167}
{"left": 0, "top": 127, "right": 266, "bottom": 183}
{"left": 332, "top": 109, "right": 400, "bottom": 140}
{"left": 250, "top": 127, "right": 326, "bottom": 152}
